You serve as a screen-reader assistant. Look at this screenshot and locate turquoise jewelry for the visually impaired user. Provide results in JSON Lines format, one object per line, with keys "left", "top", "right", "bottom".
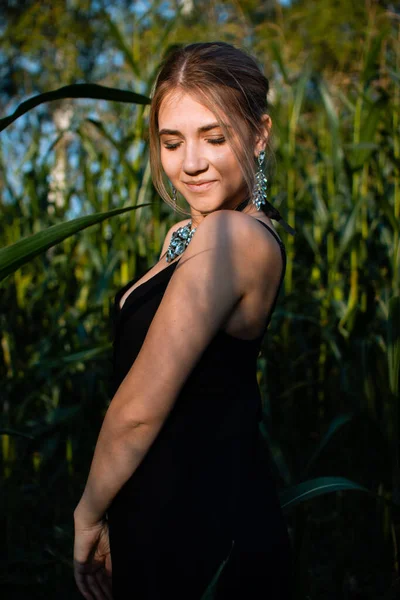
{"left": 167, "top": 185, "right": 196, "bottom": 262}
{"left": 165, "top": 151, "right": 268, "bottom": 263}
{"left": 252, "top": 150, "right": 268, "bottom": 211}
{"left": 166, "top": 220, "right": 197, "bottom": 263}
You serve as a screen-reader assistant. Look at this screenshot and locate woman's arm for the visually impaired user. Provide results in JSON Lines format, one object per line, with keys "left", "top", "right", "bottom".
{"left": 74, "top": 210, "right": 274, "bottom": 526}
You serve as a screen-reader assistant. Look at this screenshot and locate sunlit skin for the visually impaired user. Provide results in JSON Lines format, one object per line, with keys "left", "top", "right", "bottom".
{"left": 116, "top": 93, "right": 272, "bottom": 311}
{"left": 73, "top": 91, "right": 275, "bottom": 600}
{"left": 158, "top": 90, "right": 272, "bottom": 228}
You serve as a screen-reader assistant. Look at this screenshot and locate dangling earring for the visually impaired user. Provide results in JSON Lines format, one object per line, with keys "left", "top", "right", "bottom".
{"left": 252, "top": 150, "right": 268, "bottom": 211}
{"left": 171, "top": 185, "right": 177, "bottom": 208}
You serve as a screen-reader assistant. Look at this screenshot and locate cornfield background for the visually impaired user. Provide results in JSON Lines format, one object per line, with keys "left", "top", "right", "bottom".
{"left": 0, "top": 1, "right": 399, "bottom": 598}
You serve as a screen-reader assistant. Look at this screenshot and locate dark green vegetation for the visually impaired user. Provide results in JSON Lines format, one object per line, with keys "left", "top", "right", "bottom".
{"left": 0, "top": 1, "right": 399, "bottom": 598}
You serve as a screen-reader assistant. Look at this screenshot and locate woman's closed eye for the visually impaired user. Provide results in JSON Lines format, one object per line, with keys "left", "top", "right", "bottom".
{"left": 163, "top": 138, "right": 226, "bottom": 150}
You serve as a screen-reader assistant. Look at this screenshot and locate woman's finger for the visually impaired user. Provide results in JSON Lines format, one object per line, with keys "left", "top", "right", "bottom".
{"left": 86, "top": 572, "right": 109, "bottom": 600}
{"left": 94, "top": 568, "right": 113, "bottom": 600}
{"left": 74, "top": 571, "right": 96, "bottom": 600}
{"left": 74, "top": 561, "right": 108, "bottom": 600}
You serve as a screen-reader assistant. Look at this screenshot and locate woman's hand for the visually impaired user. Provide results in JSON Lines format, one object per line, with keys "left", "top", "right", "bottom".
{"left": 73, "top": 511, "right": 113, "bottom": 600}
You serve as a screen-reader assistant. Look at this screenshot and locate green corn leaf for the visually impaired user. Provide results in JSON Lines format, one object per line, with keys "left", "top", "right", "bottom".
{"left": 270, "top": 41, "right": 290, "bottom": 84}
{"left": 259, "top": 421, "right": 292, "bottom": 486}
{"left": 310, "top": 183, "right": 330, "bottom": 229}
{"left": 379, "top": 194, "right": 400, "bottom": 234}
{"left": 315, "top": 75, "right": 341, "bottom": 173}
{"left": 279, "top": 476, "right": 370, "bottom": 510}
{"left": 200, "top": 539, "right": 235, "bottom": 600}
{"left": 0, "top": 204, "right": 150, "bottom": 282}
{"left": 27, "top": 406, "right": 81, "bottom": 438}
{"left": 347, "top": 96, "right": 387, "bottom": 171}
{"left": 289, "top": 63, "right": 312, "bottom": 154}
{"left": 102, "top": 12, "right": 141, "bottom": 78}
{"left": 30, "top": 344, "right": 113, "bottom": 368}
{"left": 0, "top": 429, "right": 35, "bottom": 440}
{"left": 83, "top": 118, "right": 140, "bottom": 182}
{"left": 301, "top": 414, "right": 354, "bottom": 477}
{"left": 331, "top": 195, "right": 363, "bottom": 275}
{"left": 0, "top": 83, "right": 150, "bottom": 132}
{"left": 302, "top": 224, "right": 321, "bottom": 258}
{"left": 361, "top": 31, "right": 386, "bottom": 88}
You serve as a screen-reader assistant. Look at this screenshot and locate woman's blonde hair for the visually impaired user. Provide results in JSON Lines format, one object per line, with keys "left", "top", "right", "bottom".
{"left": 149, "top": 41, "right": 292, "bottom": 230}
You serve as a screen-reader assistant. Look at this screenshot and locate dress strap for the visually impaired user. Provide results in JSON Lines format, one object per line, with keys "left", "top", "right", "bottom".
{"left": 254, "top": 220, "right": 286, "bottom": 261}
{"left": 253, "top": 219, "right": 287, "bottom": 337}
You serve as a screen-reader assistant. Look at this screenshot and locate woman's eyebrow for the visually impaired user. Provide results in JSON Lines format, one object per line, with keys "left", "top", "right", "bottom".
{"left": 158, "top": 122, "right": 230, "bottom": 136}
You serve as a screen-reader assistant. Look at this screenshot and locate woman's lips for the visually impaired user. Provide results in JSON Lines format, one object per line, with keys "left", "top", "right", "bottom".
{"left": 184, "top": 181, "right": 216, "bottom": 192}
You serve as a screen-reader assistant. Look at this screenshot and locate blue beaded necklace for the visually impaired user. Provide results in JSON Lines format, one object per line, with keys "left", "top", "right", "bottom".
{"left": 165, "top": 197, "right": 250, "bottom": 263}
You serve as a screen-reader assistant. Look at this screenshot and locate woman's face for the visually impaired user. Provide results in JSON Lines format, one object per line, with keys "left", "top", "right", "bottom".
{"left": 158, "top": 91, "right": 255, "bottom": 223}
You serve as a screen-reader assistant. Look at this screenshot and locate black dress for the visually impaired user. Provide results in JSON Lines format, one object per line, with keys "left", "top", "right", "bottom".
{"left": 107, "top": 220, "right": 294, "bottom": 599}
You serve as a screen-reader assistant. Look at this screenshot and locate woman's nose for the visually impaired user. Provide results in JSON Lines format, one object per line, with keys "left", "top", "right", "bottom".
{"left": 182, "top": 144, "right": 208, "bottom": 174}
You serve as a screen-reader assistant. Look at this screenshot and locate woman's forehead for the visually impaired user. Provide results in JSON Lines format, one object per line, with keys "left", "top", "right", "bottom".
{"left": 158, "top": 91, "right": 234, "bottom": 133}
{"left": 159, "top": 90, "right": 212, "bottom": 117}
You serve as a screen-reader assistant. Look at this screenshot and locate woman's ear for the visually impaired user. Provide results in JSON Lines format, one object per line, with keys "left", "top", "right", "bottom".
{"left": 254, "top": 114, "right": 272, "bottom": 157}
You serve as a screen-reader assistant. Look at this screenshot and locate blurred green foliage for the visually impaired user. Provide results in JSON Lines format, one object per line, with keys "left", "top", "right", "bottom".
{"left": 1, "top": 1, "right": 399, "bottom": 598}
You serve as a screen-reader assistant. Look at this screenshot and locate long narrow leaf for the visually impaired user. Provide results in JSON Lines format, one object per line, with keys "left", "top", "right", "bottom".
{"left": 102, "top": 13, "right": 141, "bottom": 78}
{"left": 0, "top": 429, "right": 34, "bottom": 440}
{"left": 331, "top": 195, "right": 363, "bottom": 274}
{"left": 348, "top": 97, "right": 387, "bottom": 171}
{"left": 302, "top": 414, "right": 353, "bottom": 477}
{"left": 200, "top": 540, "right": 235, "bottom": 600}
{"left": 316, "top": 75, "right": 341, "bottom": 173}
{"left": 279, "top": 476, "right": 370, "bottom": 510}
{"left": 30, "top": 344, "right": 113, "bottom": 368}
{"left": 379, "top": 194, "right": 400, "bottom": 234}
{"left": 0, "top": 204, "right": 150, "bottom": 281}
{"left": 259, "top": 421, "right": 292, "bottom": 486}
{"left": 0, "top": 84, "right": 150, "bottom": 132}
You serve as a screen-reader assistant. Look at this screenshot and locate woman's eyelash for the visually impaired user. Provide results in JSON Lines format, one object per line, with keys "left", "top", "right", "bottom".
{"left": 164, "top": 138, "right": 225, "bottom": 150}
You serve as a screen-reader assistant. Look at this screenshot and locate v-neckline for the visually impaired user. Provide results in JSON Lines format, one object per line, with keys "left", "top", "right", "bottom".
{"left": 116, "top": 218, "right": 285, "bottom": 313}
{"left": 117, "top": 258, "right": 181, "bottom": 312}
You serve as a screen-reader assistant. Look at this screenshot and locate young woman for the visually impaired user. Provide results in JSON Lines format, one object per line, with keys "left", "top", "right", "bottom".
{"left": 73, "top": 41, "right": 295, "bottom": 599}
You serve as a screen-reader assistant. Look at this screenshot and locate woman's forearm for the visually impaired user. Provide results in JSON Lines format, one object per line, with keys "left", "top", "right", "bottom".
{"left": 74, "top": 407, "right": 164, "bottom": 525}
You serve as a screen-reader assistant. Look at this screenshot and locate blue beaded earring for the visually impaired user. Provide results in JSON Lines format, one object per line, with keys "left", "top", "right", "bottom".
{"left": 252, "top": 150, "right": 268, "bottom": 211}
